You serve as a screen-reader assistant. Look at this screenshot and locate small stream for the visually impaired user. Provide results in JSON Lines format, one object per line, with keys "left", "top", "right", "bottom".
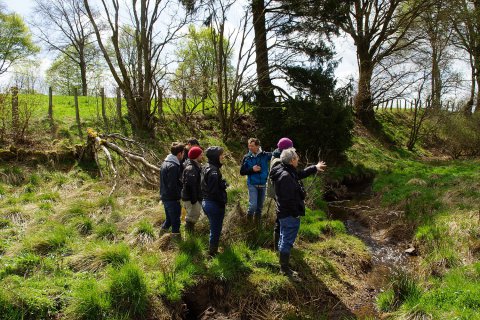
{"left": 327, "top": 198, "right": 417, "bottom": 317}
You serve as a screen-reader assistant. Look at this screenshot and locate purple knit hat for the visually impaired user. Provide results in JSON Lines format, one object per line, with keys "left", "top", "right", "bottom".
{"left": 277, "top": 137, "right": 293, "bottom": 150}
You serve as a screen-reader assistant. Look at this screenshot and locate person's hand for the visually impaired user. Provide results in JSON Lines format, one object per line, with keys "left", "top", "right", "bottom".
{"left": 315, "top": 161, "right": 327, "bottom": 172}
{"left": 253, "top": 165, "right": 261, "bottom": 172}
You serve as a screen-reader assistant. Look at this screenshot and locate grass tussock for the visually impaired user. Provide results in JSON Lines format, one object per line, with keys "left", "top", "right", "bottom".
{"left": 69, "top": 242, "right": 130, "bottom": 272}
{"left": 24, "top": 223, "right": 72, "bottom": 254}
{"left": 109, "top": 263, "right": 148, "bottom": 318}
{"left": 67, "top": 278, "right": 110, "bottom": 320}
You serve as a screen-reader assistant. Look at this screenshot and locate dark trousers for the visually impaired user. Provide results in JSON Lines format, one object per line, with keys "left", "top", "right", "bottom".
{"left": 162, "top": 200, "right": 181, "bottom": 233}
{"left": 202, "top": 200, "right": 225, "bottom": 247}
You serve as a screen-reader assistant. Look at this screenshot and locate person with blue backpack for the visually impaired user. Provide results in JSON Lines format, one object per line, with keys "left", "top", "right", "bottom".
{"left": 240, "top": 138, "right": 273, "bottom": 223}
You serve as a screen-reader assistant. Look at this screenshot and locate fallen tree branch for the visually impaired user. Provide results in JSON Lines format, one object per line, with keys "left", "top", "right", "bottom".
{"left": 86, "top": 129, "right": 160, "bottom": 194}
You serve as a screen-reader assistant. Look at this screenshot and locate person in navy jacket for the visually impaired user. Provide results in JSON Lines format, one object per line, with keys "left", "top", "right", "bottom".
{"left": 240, "top": 138, "right": 273, "bottom": 222}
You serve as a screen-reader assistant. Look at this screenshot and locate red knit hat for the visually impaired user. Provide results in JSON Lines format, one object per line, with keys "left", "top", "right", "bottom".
{"left": 188, "top": 146, "right": 203, "bottom": 159}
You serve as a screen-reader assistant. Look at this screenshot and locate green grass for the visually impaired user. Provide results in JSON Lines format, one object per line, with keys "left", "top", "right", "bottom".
{"left": 24, "top": 223, "right": 72, "bottom": 254}
{"left": 67, "top": 278, "right": 110, "bottom": 320}
{"left": 109, "top": 263, "right": 148, "bottom": 318}
{"left": 95, "top": 222, "right": 118, "bottom": 241}
{"left": 158, "top": 252, "right": 200, "bottom": 302}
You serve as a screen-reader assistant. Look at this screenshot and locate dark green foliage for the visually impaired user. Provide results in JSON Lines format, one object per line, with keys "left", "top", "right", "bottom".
{"left": 254, "top": 65, "right": 353, "bottom": 162}
{"left": 109, "top": 263, "right": 148, "bottom": 318}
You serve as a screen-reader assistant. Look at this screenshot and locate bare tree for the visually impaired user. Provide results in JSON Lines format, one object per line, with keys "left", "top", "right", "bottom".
{"left": 31, "top": 0, "right": 96, "bottom": 96}
{"left": 338, "top": 0, "right": 432, "bottom": 128}
{"left": 83, "top": 0, "right": 191, "bottom": 137}
{"left": 450, "top": 0, "right": 480, "bottom": 115}
{"left": 208, "top": 0, "right": 257, "bottom": 140}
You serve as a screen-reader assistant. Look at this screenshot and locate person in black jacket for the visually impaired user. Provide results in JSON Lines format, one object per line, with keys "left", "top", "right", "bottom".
{"left": 270, "top": 148, "right": 326, "bottom": 278}
{"left": 201, "top": 146, "right": 228, "bottom": 256}
{"left": 160, "top": 142, "right": 185, "bottom": 235}
{"left": 181, "top": 146, "right": 203, "bottom": 234}
{"left": 181, "top": 137, "right": 200, "bottom": 170}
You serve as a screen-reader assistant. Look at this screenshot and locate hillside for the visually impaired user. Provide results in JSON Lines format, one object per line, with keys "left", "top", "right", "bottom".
{"left": 0, "top": 105, "right": 479, "bottom": 319}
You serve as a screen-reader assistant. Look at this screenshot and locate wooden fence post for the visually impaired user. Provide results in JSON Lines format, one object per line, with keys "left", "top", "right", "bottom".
{"left": 11, "top": 87, "right": 19, "bottom": 141}
{"left": 116, "top": 87, "right": 124, "bottom": 130}
{"left": 100, "top": 87, "right": 109, "bottom": 129}
{"left": 48, "top": 87, "right": 53, "bottom": 124}
{"left": 74, "top": 88, "right": 83, "bottom": 138}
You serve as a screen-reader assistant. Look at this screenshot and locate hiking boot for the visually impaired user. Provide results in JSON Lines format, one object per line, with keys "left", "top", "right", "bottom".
{"left": 208, "top": 243, "right": 219, "bottom": 257}
{"left": 246, "top": 214, "right": 253, "bottom": 223}
{"left": 279, "top": 252, "right": 301, "bottom": 282}
{"left": 253, "top": 214, "right": 261, "bottom": 225}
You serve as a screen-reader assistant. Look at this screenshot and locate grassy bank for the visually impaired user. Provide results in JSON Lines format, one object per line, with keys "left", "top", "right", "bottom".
{"left": 343, "top": 112, "right": 480, "bottom": 319}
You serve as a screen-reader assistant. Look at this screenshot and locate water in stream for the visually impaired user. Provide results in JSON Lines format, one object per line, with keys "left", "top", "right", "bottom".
{"left": 328, "top": 200, "right": 417, "bottom": 317}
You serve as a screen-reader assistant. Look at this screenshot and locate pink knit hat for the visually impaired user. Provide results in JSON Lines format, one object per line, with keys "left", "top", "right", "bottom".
{"left": 277, "top": 137, "right": 293, "bottom": 150}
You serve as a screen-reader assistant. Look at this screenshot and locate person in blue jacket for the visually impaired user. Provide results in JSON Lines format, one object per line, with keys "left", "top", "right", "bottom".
{"left": 240, "top": 138, "right": 272, "bottom": 223}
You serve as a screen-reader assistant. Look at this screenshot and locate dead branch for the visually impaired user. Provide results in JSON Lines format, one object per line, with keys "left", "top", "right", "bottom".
{"left": 87, "top": 129, "right": 160, "bottom": 194}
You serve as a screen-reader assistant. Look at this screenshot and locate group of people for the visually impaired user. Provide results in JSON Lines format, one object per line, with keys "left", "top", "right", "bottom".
{"left": 159, "top": 137, "right": 326, "bottom": 277}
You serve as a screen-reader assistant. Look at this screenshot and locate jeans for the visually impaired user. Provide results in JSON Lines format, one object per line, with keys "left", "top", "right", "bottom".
{"left": 162, "top": 200, "right": 181, "bottom": 233}
{"left": 247, "top": 184, "right": 266, "bottom": 216}
{"left": 202, "top": 200, "right": 225, "bottom": 247}
{"left": 278, "top": 216, "right": 301, "bottom": 254}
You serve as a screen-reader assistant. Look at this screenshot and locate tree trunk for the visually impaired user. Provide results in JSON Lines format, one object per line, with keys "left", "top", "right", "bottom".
{"left": 48, "top": 86, "right": 53, "bottom": 125}
{"left": 79, "top": 57, "right": 88, "bottom": 96}
{"left": 464, "top": 53, "right": 475, "bottom": 116}
{"left": 355, "top": 55, "right": 376, "bottom": 127}
{"left": 116, "top": 87, "right": 125, "bottom": 132}
{"left": 431, "top": 49, "right": 442, "bottom": 110}
{"left": 74, "top": 88, "right": 83, "bottom": 138}
{"left": 252, "top": 0, "right": 275, "bottom": 107}
{"left": 101, "top": 87, "right": 109, "bottom": 129}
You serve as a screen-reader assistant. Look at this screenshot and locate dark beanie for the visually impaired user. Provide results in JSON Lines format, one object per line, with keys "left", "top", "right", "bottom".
{"left": 188, "top": 146, "right": 203, "bottom": 159}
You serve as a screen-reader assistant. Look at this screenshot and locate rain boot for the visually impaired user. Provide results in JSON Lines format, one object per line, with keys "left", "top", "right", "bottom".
{"left": 279, "top": 252, "right": 301, "bottom": 282}
{"left": 208, "top": 243, "right": 219, "bottom": 257}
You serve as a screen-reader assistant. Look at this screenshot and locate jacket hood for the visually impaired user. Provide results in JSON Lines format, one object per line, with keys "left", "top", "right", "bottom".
{"left": 272, "top": 148, "right": 282, "bottom": 159}
{"left": 270, "top": 162, "right": 296, "bottom": 182}
{"left": 164, "top": 153, "right": 180, "bottom": 166}
{"left": 206, "top": 146, "right": 223, "bottom": 168}
{"left": 269, "top": 162, "right": 285, "bottom": 182}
